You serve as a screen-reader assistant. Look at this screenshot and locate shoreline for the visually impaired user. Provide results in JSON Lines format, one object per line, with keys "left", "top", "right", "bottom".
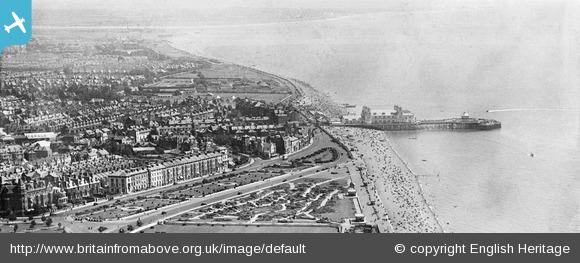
{"left": 327, "top": 127, "right": 443, "bottom": 233}
{"left": 156, "top": 39, "right": 442, "bottom": 233}
{"left": 384, "top": 136, "right": 444, "bottom": 232}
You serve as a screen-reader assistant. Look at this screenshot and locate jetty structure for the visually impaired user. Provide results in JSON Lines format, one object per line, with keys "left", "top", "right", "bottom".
{"left": 337, "top": 105, "right": 501, "bottom": 131}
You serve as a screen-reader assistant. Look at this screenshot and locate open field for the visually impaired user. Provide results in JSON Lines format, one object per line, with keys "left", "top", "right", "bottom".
{"left": 213, "top": 92, "right": 292, "bottom": 103}
{"left": 146, "top": 63, "right": 293, "bottom": 95}
{"left": 292, "top": 147, "right": 340, "bottom": 165}
{"left": 316, "top": 198, "right": 356, "bottom": 223}
{"left": 198, "top": 64, "right": 277, "bottom": 80}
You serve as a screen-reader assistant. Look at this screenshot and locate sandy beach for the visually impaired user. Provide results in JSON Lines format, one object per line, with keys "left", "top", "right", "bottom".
{"left": 327, "top": 126, "right": 443, "bottom": 233}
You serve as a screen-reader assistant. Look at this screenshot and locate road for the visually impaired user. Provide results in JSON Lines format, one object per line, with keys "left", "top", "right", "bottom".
{"left": 58, "top": 127, "right": 349, "bottom": 233}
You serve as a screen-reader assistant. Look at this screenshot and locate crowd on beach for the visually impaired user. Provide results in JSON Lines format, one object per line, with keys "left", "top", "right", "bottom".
{"left": 292, "top": 80, "right": 346, "bottom": 118}
{"left": 327, "top": 127, "right": 442, "bottom": 233}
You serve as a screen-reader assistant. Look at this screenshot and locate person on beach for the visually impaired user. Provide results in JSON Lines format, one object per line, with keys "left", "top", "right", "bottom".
{"left": 328, "top": 127, "right": 441, "bottom": 233}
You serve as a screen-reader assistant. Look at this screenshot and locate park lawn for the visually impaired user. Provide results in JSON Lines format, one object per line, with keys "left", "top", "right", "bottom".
{"left": 314, "top": 197, "right": 356, "bottom": 223}
{"left": 212, "top": 92, "right": 290, "bottom": 103}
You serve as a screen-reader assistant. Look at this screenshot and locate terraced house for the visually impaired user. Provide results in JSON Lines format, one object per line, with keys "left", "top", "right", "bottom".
{"left": 107, "top": 152, "right": 228, "bottom": 194}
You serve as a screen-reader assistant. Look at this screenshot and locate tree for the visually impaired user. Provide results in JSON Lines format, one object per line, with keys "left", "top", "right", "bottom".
{"left": 127, "top": 225, "right": 134, "bottom": 232}
{"left": 13, "top": 224, "right": 18, "bottom": 233}
{"left": 179, "top": 142, "right": 191, "bottom": 152}
{"left": 29, "top": 220, "right": 36, "bottom": 229}
{"left": 123, "top": 86, "right": 133, "bottom": 95}
{"left": 45, "top": 217, "right": 53, "bottom": 227}
{"left": 7, "top": 209, "right": 16, "bottom": 221}
{"left": 136, "top": 218, "right": 143, "bottom": 227}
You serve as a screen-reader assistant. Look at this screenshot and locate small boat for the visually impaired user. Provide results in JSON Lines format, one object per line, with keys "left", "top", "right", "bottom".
{"left": 529, "top": 153, "right": 534, "bottom": 157}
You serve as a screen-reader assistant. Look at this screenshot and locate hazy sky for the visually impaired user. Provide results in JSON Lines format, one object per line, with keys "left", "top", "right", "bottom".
{"left": 33, "top": 0, "right": 394, "bottom": 10}
{"left": 32, "top": 0, "right": 575, "bottom": 15}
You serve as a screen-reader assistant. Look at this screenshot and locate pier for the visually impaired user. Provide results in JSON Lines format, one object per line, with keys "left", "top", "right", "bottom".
{"left": 337, "top": 105, "right": 501, "bottom": 131}
{"left": 336, "top": 119, "right": 501, "bottom": 131}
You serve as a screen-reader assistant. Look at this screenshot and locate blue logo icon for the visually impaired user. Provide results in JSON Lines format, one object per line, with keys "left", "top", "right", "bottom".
{"left": 0, "top": 0, "right": 32, "bottom": 52}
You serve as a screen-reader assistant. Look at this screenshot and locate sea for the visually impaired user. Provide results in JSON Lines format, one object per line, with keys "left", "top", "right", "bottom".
{"left": 168, "top": 1, "right": 580, "bottom": 232}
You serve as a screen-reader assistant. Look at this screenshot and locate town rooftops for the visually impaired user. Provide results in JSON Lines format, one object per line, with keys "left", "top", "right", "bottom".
{"left": 110, "top": 168, "right": 148, "bottom": 178}
{"left": 371, "top": 109, "right": 397, "bottom": 116}
{"left": 342, "top": 115, "right": 359, "bottom": 121}
{"left": 148, "top": 163, "right": 166, "bottom": 170}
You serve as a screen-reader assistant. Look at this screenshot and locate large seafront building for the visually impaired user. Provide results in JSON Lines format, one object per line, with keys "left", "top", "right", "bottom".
{"left": 365, "top": 105, "right": 416, "bottom": 124}
{"left": 342, "top": 105, "right": 416, "bottom": 125}
{"left": 107, "top": 152, "right": 227, "bottom": 194}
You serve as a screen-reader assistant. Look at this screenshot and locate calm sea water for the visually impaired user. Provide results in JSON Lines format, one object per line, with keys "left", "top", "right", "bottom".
{"left": 388, "top": 110, "right": 580, "bottom": 232}
{"left": 169, "top": 1, "right": 580, "bottom": 232}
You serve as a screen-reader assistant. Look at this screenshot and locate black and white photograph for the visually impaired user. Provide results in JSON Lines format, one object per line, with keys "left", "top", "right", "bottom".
{"left": 0, "top": 0, "right": 579, "bottom": 243}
